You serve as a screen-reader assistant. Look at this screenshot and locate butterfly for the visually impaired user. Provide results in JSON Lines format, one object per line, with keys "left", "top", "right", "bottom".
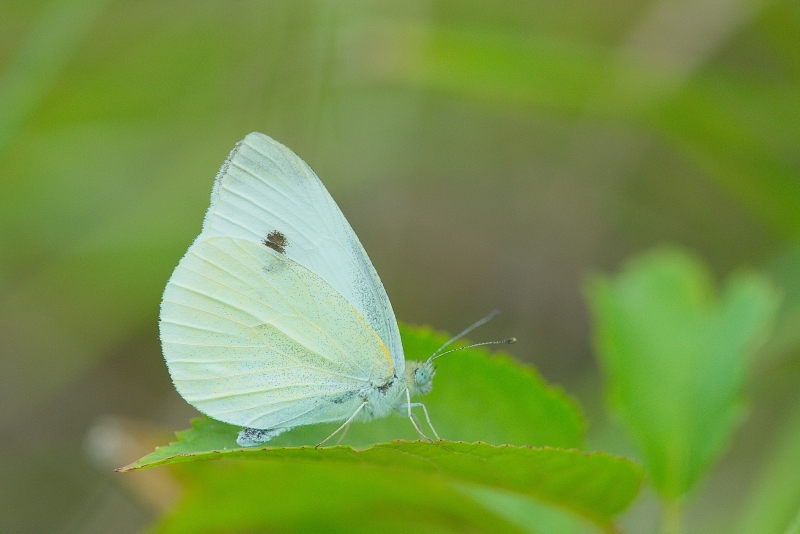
{"left": 160, "top": 133, "right": 512, "bottom": 447}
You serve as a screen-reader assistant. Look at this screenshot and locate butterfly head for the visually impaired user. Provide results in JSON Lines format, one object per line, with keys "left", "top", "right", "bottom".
{"left": 406, "top": 360, "right": 435, "bottom": 396}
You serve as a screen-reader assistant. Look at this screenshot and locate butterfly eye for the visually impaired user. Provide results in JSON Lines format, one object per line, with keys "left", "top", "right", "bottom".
{"left": 415, "top": 368, "right": 430, "bottom": 386}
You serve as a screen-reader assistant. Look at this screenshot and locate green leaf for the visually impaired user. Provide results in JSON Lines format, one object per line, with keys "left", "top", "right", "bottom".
{"left": 121, "top": 324, "right": 585, "bottom": 471}
{"left": 119, "top": 418, "right": 642, "bottom": 523}
{"left": 586, "top": 246, "right": 780, "bottom": 498}
{"left": 158, "top": 458, "right": 527, "bottom": 534}
{"left": 401, "top": 324, "right": 586, "bottom": 448}
{"left": 149, "top": 442, "right": 642, "bottom": 534}
{"left": 122, "top": 326, "right": 636, "bottom": 532}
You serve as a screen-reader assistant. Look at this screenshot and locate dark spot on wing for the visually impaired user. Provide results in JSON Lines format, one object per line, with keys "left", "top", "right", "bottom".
{"left": 263, "top": 230, "right": 288, "bottom": 254}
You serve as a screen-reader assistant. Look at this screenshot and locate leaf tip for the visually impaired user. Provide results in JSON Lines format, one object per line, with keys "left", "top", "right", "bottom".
{"left": 115, "top": 462, "right": 138, "bottom": 473}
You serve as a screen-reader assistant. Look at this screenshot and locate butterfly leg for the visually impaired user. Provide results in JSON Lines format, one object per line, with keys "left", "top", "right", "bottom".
{"left": 403, "top": 402, "right": 440, "bottom": 440}
{"left": 316, "top": 400, "right": 367, "bottom": 448}
{"left": 405, "top": 388, "right": 433, "bottom": 442}
{"left": 334, "top": 421, "right": 351, "bottom": 446}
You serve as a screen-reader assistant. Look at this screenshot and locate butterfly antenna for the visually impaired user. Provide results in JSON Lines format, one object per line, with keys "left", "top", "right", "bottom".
{"left": 429, "top": 310, "right": 499, "bottom": 359}
{"left": 429, "top": 338, "right": 516, "bottom": 362}
{"left": 427, "top": 310, "right": 512, "bottom": 363}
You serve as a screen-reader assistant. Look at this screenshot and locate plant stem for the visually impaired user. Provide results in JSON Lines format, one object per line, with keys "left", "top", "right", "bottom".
{"left": 662, "top": 498, "right": 683, "bottom": 534}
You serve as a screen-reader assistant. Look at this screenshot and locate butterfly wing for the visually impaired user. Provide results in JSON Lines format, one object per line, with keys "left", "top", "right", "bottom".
{"left": 198, "top": 132, "right": 405, "bottom": 375}
{"left": 160, "top": 236, "right": 393, "bottom": 430}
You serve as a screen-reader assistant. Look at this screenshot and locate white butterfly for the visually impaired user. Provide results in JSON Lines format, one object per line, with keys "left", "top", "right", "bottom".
{"left": 160, "top": 133, "right": 510, "bottom": 447}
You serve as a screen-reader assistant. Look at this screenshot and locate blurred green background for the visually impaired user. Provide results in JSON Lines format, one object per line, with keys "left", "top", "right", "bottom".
{"left": 0, "top": 0, "right": 798, "bottom": 532}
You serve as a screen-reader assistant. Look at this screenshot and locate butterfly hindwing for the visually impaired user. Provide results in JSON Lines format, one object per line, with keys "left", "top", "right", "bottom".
{"left": 160, "top": 236, "right": 393, "bottom": 430}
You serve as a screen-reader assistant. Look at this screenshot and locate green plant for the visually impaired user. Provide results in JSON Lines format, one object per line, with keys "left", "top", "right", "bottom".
{"left": 124, "top": 246, "right": 781, "bottom": 533}
{"left": 586, "top": 247, "right": 780, "bottom": 533}
{"left": 123, "top": 325, "right": 642, "bottom": 533}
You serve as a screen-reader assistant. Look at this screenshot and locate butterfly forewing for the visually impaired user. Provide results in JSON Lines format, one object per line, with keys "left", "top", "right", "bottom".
{"left": 198, "top": 133, "right": 404, "bottom": 374}
{"left": 160, "top": 236, "right": 393, "bottom": 430}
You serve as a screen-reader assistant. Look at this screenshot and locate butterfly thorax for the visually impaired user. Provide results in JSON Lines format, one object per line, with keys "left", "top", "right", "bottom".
{"left": 358, "top": 360, "right": 435, "bottom": 422}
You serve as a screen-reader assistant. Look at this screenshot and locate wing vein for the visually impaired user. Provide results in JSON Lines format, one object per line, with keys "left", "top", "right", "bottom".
{"left": 225, "top": 240, "right": 373, "bottom": 376}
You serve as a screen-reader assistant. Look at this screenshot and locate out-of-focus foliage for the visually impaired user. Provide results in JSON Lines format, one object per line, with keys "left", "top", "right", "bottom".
{"left": 785, "top": 510, "right": 800, "bottom": 534}
{"left": 587, "top": 248, "right": 779, "bottom": 499}
{"left": 353, "top": 15, "right": 800, "bottom": 238}
{"left": 734, "top": 403, "right": 800, "bottom": 534}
